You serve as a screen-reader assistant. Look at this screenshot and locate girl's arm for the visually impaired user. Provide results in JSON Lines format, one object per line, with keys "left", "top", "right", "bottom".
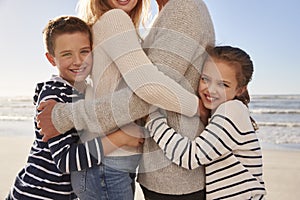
{"left": 145, "top": 101, "right": 258, "bottom": 170}
{"left": 48, "top": 124, "right": 143, "bottom": 173}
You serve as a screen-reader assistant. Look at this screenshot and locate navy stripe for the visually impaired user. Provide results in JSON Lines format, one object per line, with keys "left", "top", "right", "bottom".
{"left": 157, "top": 126, "right": 171, "bottom": 145}
{"left": 206, "top": 160, "right": 240, "bottom": 177}
{"left": 205, "top": 128, "right": 232, "bottom": 151}
{"left": 170, "top": 137, "right": 185, "bottom": 161}
{"left": 216, "top": 187, "right": 266, "bottom": 199}
{"left": 196, "top": 142, "right": 212, "bottom": 162}
{"left": 206, "top": 169, "right": 248, "bottom": 185}
{"left": 164, "top": 131, "right": 177, "bottom": 152}
{"left": 179, "top": 140, "right": 189, "bottom": 167}
{"left": 199, "top": 135, "right": 222, "bottom": 156}
{"left": 208, "top": 178, "right": 258, "bottom": 194}
{"left": 211, "top": 114, "right": 255, "bottom": 135}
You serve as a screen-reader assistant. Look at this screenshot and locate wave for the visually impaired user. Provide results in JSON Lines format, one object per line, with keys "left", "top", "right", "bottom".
{"left": 251, "top": 95, "right": 300, "bottom": 100}
{"left": 0, "top": 116, "right": 32, "bottom": 121}
{"left": 258, "top": 122, "right": 300, "bottom": 128}
{"left": 250, "top": 109, "right": 300, "bottom": 114}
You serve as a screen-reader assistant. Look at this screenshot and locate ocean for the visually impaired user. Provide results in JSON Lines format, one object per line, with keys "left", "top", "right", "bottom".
{"left": 1, "top": 95, "right": 300, "bottom": 149}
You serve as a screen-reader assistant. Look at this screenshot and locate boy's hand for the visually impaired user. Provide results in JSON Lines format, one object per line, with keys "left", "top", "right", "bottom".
{"left": 36, "top": 100, "right": 60, "bottom": 142}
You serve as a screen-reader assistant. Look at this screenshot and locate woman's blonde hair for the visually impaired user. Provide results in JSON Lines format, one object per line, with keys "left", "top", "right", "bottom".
{"left": 76, "top": 0, "right": 150, "bottom": 29}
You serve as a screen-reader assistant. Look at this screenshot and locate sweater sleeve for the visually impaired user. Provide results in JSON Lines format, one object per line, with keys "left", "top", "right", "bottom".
{"left": 92, "top": 9, "right": 198, "bottom": 117}
{"left": 52, "top": 87, "right": 151, "bottom": 134}
{"left": 146, "top": 101, "right": 256, "bottom": 170}
{"left": 48, "top": 131, "right": 104, "bottom": 173}
{"left": 51, "top": 1, "right": 215, "bottom": 135}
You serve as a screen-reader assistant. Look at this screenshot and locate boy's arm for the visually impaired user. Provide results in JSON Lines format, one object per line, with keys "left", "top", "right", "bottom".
{"left": 48, "top": 131, "right": 103, "bottom": 173}
{"left": 48, "top": 124, "right": 144, "bottom": 173}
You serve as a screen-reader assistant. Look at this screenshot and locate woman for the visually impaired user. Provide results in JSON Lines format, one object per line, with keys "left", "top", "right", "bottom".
{"left": 37, "top": 0, "right": 215, "bottom": 199}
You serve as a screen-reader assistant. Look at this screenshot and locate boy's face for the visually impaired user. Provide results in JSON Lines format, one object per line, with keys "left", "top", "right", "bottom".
{"left": 198, "top": 58, "right": 245, "bottom": 110}
{"left": 46, "top": 32, "right": 92, "bottom": 86}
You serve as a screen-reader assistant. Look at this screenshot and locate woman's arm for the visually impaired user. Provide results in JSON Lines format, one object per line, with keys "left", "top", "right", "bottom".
{"left": 38, "top": 1, "right": 215, "bottom": 138}
{"left": 145, "top": 101, "right": 257, "bottom": 170}
{"left": 92, "top": 9, "right": 199, "bottom": 117}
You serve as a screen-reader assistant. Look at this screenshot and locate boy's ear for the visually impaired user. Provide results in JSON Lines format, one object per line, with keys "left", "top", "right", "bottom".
{"left": 45, "top": 52, "right": 56, "bottom": 66}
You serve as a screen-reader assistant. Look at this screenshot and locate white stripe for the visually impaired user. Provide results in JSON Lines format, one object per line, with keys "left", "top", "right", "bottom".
{"left": 28, "top": 163, "right": 65, "bottom": 177}
{"left": 13, "top": 185, "right": 52, "bottom": 200}
{"left": 15, "top": 175, "right": 72, "bottom": 194}
{"left": 95, "top": 138, "right": 101, "bottom": 165}
{"left": 66, "top": 152, "right": 70, "bottom": 173}
{"left": 52, "top": 144, "right": 70, "bottom": 158}
{"left": 29, "top": 154, "right": 55, "bottom": 164}
{"left": 48, "top": 134, "right": 72, "bottom": 148}
{"left": 85, "top": 142, "right": 92, "bottom": 168}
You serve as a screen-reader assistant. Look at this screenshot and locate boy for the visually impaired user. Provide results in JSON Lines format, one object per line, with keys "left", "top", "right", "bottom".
{"left": 7, "top": 15, "right": 143, "bottom": 199}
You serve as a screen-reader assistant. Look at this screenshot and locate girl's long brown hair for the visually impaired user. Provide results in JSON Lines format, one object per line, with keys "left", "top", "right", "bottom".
{"left": 206, "top": 45, "right": 258, "bottom": 130}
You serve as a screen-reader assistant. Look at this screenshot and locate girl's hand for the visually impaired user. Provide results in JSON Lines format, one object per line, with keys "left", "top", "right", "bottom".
{"left": 198, "top": 98, "right": 210, "bottom": 126}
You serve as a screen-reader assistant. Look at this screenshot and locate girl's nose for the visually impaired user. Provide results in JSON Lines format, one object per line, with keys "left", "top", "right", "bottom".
{"left": 208, "top": 83, "right": 217, "bottom": 94}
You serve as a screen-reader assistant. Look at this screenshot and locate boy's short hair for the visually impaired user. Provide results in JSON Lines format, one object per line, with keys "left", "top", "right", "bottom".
{"left": 43, "top": 16, "right": 93, "bottom": 56}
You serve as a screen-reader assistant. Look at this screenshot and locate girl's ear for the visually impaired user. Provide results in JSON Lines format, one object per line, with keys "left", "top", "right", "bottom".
{"left": 45, "top": 52, "right": 56, "bottom": 66}
{"left": 237, "top": 86, "right": 247, "bottom": 97}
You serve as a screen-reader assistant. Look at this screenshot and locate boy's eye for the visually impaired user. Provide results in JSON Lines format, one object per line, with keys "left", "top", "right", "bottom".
{"left": 62, "top": 52, "right": 72, "bottom": 57}
{"left": 81, "top": 50, "right": 91, "bottom": 54}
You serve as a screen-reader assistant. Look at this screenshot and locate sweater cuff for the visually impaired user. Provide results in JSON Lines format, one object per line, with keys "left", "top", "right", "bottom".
{"left": 52, "top": 102, "right": 74, "bottom": 134}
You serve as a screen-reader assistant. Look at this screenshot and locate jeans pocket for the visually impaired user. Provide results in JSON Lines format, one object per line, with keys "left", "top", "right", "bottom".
{"left": 71, "top": 169, "right": 87, "bottom": 194}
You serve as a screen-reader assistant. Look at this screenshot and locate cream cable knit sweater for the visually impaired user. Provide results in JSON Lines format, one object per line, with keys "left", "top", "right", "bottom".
{"left": 52, "top": 10, "right": 202, "bottom": 136}
{"left": 137, "top": 0, "right": 215, "bottom": 195}
{"left": 52, "top": 0, "right": 215, "bottom": 195}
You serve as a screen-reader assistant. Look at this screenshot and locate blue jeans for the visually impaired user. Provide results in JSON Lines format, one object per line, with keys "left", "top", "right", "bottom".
{"left": 71, "top": 155, "right": 141, "bottom": 200}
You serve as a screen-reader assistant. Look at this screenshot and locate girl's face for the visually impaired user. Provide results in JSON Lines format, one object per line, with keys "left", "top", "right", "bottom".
{"left": 198, "top": 58, "right": 245, "bottom": 110}
{"left": 107, "top": 0, "right": 138, "bottom": 14}
{"left": 46, "top": 32, "right": 92, "bottom": 86}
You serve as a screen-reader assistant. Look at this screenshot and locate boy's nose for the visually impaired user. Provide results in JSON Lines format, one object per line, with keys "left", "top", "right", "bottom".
{"left": 73, "top": 55, "right": 82, "bottom": 66}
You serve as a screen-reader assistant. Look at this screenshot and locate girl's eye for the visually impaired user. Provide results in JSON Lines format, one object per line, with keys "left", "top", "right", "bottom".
{"left": 218, "top": 82, "right": 229, "bottom": 88}
{"left": 201, "top": 77, "right": 209, "bottom": 83}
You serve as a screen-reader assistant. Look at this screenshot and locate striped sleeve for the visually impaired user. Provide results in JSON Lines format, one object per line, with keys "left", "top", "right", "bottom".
{"left": 48, "top": 132, "right": 104, "bottom": 173}
{"left": 146, "top": 101, "right": 257, "bottom": 170}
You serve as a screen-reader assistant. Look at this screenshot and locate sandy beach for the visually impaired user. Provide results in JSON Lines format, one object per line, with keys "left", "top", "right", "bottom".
{"left": 1, "top": 135, "right": 300, "bottom": 200}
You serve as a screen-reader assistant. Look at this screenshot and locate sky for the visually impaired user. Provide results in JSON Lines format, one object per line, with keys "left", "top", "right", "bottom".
{"left": 0, "top": 0, "right": 299, "bottom": 97}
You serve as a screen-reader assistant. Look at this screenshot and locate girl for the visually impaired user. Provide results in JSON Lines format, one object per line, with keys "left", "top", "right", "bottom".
{"left": 146, "top": 46, "right": 266, "bottom": 199}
